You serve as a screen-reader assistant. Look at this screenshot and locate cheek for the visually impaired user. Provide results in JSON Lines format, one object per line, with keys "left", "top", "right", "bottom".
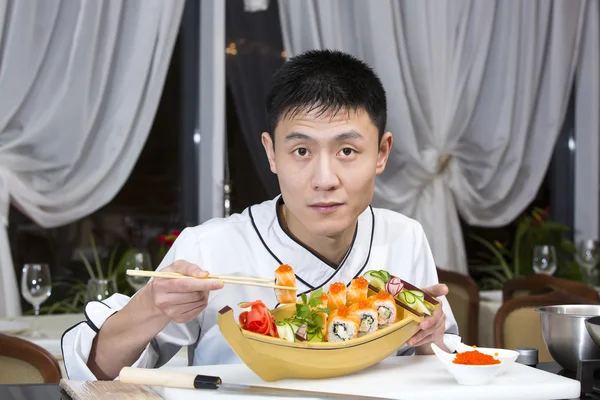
{"left": 341, "top": 162, "right": 376, "bottom": 192}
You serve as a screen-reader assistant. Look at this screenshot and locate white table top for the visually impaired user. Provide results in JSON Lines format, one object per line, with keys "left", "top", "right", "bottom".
{"left": 153, "top": 355, "right": 580, "bottom": 400}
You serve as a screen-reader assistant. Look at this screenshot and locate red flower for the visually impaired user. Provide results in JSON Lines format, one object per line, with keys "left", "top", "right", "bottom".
{"left": 158, "top": 229, "right": 181, "bottom": 248}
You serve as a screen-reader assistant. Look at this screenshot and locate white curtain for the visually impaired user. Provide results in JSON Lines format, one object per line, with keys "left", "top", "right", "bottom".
{"left": 278, "top": 0, "right": 587, "bottom": 274}
{"left": 575, "top": 0, "right": 600, "bottom": 245}
{"left": 0, "top": 0, "right": 184, "bottom": 317}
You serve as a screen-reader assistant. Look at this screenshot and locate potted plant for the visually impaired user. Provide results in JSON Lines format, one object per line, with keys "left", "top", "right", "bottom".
{"left": 468, "top": 207, "right": 583, "bottom": 294}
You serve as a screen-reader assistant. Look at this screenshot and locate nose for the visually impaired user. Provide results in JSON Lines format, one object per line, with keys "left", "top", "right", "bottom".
{"left": 310, "top": 155, "right": 340, "bottom": 191}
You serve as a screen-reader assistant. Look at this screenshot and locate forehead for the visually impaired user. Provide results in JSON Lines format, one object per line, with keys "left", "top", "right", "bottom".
{"left": 274, "top": 107, "right": 378, "bottom": 141}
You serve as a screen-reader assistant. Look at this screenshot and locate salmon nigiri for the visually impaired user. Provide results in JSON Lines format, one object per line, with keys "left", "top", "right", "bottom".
{"left": 328, "top": 282, "right": 347, "bottom": 310}
{"left": 275, "top": 264, "right": 297, "bottom": 303}
{"left": 346, "top": 276, "right": 369, "bottom": 306}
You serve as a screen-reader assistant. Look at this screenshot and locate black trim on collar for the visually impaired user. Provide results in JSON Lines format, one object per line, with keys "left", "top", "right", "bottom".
{"left": 276, "top": 196, "right": 358, "bottom": 271}
{"left": 60, "top": 320, "right": 88, "bottom": 379}
{"left": 350, "top": 205, "right": 376, "bottom": 281}
{"left": 295, "top": 205, "right": 376, "bottom": 299}
{"left": 83, "top": 300, "right": 112, "bottom": 333}
{"left": 249, "top": 204, "right": 315, "bottom": 291}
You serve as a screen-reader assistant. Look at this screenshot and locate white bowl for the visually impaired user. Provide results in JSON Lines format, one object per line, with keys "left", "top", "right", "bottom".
{"left": 431, "top": 343, "right": 504, "bottom": 386}
{"left": 453, "top": 342, "right": 519, "bottom": 374}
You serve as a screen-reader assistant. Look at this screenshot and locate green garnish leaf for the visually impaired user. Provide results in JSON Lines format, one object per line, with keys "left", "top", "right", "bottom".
{"left": 313, "top": 313, "right": 323, "bottom": 328}
{"left": 301, "top": 293, "right": 308, "bottom": 305}
{"left": 297, "top": 304, "right": 310, "bottom": 319}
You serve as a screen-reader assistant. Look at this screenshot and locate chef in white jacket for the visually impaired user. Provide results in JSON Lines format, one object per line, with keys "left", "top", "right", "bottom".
{"left": 62, "top": 49, "right": 460, "bottom": 381}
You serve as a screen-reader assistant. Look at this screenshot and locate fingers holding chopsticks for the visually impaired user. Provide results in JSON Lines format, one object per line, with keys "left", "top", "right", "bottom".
{"left": 150, "top": 260, "right": 223, "bottom": 323}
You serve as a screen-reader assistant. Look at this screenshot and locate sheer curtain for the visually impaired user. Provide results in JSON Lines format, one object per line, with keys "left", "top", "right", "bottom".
{"left": 278, "top": 0, "right": 587, "bottom": 274}
{"left": 0, "top": 0, "right": 184, "bottom": 317}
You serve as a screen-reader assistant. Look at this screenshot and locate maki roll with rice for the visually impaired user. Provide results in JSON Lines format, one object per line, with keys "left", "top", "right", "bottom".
{"left": 326, "top": 305, "right": 360, "bottom": 342}
{"left": 349, "top": 300, "right": 378, "bottom": 337}
{"left": 369, "top": 291, "right": 397, "bottom": 327}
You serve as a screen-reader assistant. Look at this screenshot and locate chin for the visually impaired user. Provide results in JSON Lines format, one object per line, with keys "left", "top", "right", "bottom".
{"left": 306, "top": 218, "right": 354, "bottom": 238}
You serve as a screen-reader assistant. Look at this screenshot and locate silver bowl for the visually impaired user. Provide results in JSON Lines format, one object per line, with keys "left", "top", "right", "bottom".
{"left": 535, "top": 304, "right": 600, "bottom": 371}
{"left": 585, "top": 316, "right": 600, "bottom": 349}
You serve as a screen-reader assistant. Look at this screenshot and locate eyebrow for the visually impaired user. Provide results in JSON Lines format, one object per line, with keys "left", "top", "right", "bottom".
{"left": 284, "top": 130, "right": 364, "bottom": 142}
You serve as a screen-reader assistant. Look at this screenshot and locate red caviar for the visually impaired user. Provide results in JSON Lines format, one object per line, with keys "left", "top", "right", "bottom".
{"left": 453, "top": 350, "right": 500, "bottom": 365}
{"left": 352, "top": 276, "right": 369, "bottom": 289}
{"left": 275, "top": 264, "right": 293, "bottom": 273}
{"left": 335, "top": 305, "right": 351, "bottom": 318}
{"left": 329, "top": 282, "right": 346, "bottom": 294}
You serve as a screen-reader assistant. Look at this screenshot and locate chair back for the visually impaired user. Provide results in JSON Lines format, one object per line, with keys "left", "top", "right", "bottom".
{"left": 503, "top": 274, "right": 600, "bottom": 303}
{"left": 0, "top": 333, "right": 61, "bottom": 384}
{"left": 494, "top": 290, "right": 599, "bottom": 362}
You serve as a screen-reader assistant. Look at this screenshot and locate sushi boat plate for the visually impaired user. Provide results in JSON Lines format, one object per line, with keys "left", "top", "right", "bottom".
{"left": 217, "top": 279, "right": 441, "bottom": 381}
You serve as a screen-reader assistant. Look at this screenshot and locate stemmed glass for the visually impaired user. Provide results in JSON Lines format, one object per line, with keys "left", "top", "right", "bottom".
{"left": 575, "top": 239, "right": 600, "bottom": 284}
{"left": 20, "top": 263, "right": 52, "bottom": 338}
{"left": 125, "top": 250, "right": 153, "bottom": 291}
{"left": 532, "top": 245, "right": 557, "bottom": 276}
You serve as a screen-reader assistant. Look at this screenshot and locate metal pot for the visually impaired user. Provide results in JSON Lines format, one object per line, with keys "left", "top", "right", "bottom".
{"left": 535, "top": 304, "right": 600, "bottom": 371}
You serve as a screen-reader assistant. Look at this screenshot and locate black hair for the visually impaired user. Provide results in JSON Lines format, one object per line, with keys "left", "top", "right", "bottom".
{"left": 265, "top": 49, "right": 387, "bottom": 142}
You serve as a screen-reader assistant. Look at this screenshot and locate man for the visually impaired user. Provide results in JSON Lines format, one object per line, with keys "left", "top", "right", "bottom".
{"left": 62, "top": 49, "right": 460, "bottom": 381}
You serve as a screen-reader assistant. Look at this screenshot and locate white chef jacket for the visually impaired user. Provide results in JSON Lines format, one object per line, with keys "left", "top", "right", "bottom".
{"left": 62, "top": 196, "right": 460, "bottom": 381}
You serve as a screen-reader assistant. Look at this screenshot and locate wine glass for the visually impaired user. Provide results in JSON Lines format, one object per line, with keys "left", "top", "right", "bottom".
{"left": 576, "top": 239, "right": 600, "bottom": 284}
{"left": 532, "top": 245, "right": 557, "bottom": 276}
{"left": 125, "top": 250, "right": 153, "bottom": 291}
{"left": 21, "top": 263, "right": 52, "bottom": 338}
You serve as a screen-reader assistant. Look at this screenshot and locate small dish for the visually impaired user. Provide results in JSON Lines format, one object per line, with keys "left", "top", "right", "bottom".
{"left": 454, "top": 342, "right": 519, "bottom": 374}
{"left": 431, "top": 343, "right": 504, "bottom": 386}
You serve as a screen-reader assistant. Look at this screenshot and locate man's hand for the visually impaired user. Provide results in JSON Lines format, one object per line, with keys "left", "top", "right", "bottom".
{"left": 406, "top": 283, "right": 449, "bottom": 355}
{"left": 149, "top": 260, "right": 225, "bottom": 324}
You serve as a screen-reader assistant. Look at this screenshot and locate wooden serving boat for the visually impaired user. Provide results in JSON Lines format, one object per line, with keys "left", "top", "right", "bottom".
{"left": 217, "top": 279, "right": 441, "bottom": 381}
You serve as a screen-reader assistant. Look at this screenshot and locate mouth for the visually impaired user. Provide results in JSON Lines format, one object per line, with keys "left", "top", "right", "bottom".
{"left": 309, "top": 202, "right": 344, "bottom": 213}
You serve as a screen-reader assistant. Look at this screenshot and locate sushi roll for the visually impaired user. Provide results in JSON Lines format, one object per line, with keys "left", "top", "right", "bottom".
{"left": 328, "top": 282, "right": 347, "bottom": 310}
{"left": 349, "top": 300, "right": 378, "bottom": 337}
{"left": 369, "top": 290, "right": 397, "bottom": 327}
{"left": 346, "top": 277, "right": 369, "bottom": 306}
{"left": 274, "top": 264, "right": 297, "bottom": 304}
{"left": 326, "top": 305, "right": 360, "bottom": 342}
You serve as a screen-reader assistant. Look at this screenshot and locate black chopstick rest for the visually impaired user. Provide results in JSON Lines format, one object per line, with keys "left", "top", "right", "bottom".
{"left": 193, "top": 374, "right": 222, "bottom": 390}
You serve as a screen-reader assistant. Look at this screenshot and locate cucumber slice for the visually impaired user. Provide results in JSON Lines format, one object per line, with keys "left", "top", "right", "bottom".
{"left": 396, "top": 291, "right": 407, "bottom": 304}
{"left": 424, "top": 301, "right": 436, "bottom": 313}
{"left": 404, "top": 291, "right": 416, "bottom": 304}
{"left": 397, "top": 291, "right": 416, "bottom": 306}
{"left": 409, "top": 290, "right": 425, "bottom": 299}
{"left": 377, "top": 270, "right": 392, "bottom": 283}
{"left": 276, "top": 321, "right": 296, "bottom": 342}
{"left": 414, "top": 297, "right": 432, "bottom": 316}
{"left": 363, "top": 271, "right": 386, "bottom": 290}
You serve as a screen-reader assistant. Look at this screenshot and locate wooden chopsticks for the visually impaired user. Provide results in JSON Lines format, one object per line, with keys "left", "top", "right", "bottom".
{"left": 126, "top": 270, "right": 296, "bottom": 290}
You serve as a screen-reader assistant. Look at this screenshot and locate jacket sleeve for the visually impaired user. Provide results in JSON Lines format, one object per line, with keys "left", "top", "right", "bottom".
{"left": 61, "top": 228, "right": 205, "bottom": 381}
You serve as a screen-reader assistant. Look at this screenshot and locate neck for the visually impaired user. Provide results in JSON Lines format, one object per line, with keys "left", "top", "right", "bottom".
{"left": 280, "top": 204, "right": 356, "bottom": 266}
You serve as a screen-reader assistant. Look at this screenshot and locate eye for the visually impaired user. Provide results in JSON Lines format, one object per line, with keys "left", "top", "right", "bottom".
{"left": 294, "top": 148, "right": 309, "bottom": 157}
{"left": 340, "top": 148, "right": 355, "bottom": 157}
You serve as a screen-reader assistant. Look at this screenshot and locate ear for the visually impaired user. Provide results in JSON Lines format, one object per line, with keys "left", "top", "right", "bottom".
{"left": 261, "top": 132, "right": 278, "bottom": 174}
{"left": 375, "top": 131, "right": 393, "bottom": 175}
